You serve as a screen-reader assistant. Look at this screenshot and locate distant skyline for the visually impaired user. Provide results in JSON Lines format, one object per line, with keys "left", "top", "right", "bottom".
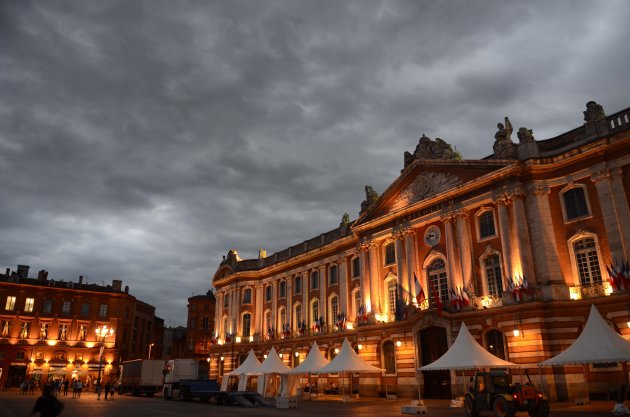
{"left": 2, "top": 1, "right": 630, "bottom": 326}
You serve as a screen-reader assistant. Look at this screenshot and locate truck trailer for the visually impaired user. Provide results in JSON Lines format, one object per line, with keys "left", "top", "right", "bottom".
{"left": 118, "top": 359, "right": 165, "bottom": 396}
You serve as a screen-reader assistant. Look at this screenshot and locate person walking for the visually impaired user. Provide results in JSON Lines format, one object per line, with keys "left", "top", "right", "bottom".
{"left": 76, "top": 380, "right": 83, "bottom": 398}
{"left": 109, "top": 383, "right": 116, "bottom": 400}
{"left": 62, "top": 379, "right": 69, "bottom": 397}
{"left": 104, "top": 382, "right": 110, "bottom": 400}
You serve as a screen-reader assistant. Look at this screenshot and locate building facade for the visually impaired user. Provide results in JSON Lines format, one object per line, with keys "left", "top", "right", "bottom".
{"left": 184, "top": 290, "right": 216, "bottom": 376}
{"left": 208, "top": 101, "right": 630, "bottom": 400}
{"left": 0, "top": 265, "right": 161, "bottom": 388}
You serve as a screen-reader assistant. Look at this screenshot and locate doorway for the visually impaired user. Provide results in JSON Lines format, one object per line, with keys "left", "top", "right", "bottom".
{"left": 420, "top": 326, "right": 451, "bottom": 399}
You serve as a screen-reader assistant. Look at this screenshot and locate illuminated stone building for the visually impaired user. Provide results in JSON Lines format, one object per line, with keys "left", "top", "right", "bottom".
{"left": 208, "top": 101, "right": 630, "bottom": 400}
{"left": 0, "top": 265, "right": 161, "bottom": 387}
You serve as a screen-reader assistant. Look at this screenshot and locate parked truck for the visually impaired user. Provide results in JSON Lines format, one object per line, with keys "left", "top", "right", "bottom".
{"left": 118, "top": 359, "right": 165, "bottom": 396}
{"left": 163, "top": 358, "right": 224, "bottom": 403}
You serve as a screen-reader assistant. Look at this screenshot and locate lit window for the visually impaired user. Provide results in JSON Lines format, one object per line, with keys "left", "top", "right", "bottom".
{"left": 573, "top": 237, "right": 602, "bottom": 286}
{"left": 19, "top": 322, "right": 30, "bottom": 339}
{"left": 428, "top": 259, "right": 449, "bottom": 304}
{"left": 294, "top": 304, "right": 302, "bottom": 327}
{"left": 78, "top": 325, "right": 87, "bottom": 341}
{"left": 563, "top": 187, "right": 589, "bottom": 220}
{"left": 385, "top": 243, "right": 396, "bottom": 265}
{"left": 479, "top": 211, "right": 496, "bottom": 239}
{"left": 312, "top": 300, "right": 319, "bottom": 323}
{"left": 99, "top": 304, "right": 108, "bottom": 318}
{"left": 331, "top": 296, "right": 338, "bottom": 321}
{"left": 5, "top": 296, "right": 16, "bottom": 311}
{"left": 24, "top": 298, "right": 34, "bottom": 313}
{"left": 58, "top": 324, "right": 68, "bottom": 340}
{"left": 39, "top": 323, "right": 48, "bottom": 339}
{"left": 485, "top": 254, "right": 503, "bottom": 297}
{"left": 243, "top": 313, "right": 251, "bottom": 337}
{"left": 388, "top": 280, "right": 398, "bottom": 315}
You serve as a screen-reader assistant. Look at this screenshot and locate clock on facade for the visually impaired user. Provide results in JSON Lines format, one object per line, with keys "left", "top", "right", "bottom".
{"left": 424, "top": 225, "right": 441, "bottom": 247}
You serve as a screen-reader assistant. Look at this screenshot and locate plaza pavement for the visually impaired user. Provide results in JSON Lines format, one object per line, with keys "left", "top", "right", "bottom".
{"left": 0, "top": 389, "right": 621, "bottom": 417}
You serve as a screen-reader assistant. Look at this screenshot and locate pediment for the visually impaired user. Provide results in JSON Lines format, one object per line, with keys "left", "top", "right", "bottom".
{"left": 352, "top": 159, "right": 513, "bottom": 228}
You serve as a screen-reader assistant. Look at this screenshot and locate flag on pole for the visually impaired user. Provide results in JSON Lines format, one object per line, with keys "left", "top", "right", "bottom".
{"left": 414, "top": 273, "right": 426, "bottom": 305}
{"left": 461, "top": 287, "right": 470, "bottom": 306}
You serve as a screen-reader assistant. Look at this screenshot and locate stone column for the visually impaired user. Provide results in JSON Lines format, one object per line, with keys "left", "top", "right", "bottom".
{"left": 610, "top": 168, "right": 630, "bottom": 259}
{"left": 441, "top": 213, "right": 463, "bottom": 289}
{"left": 286, "top": 276, "right": 293, "bottom": 328}
{"left": 233, "top": 287, "right": 241, "bottom": 335}
{"left": 455, "top": 210, "right": 473, "bottom": 292}
{"left": 404, "top": 228, "right": 418, "bottom": 300}
{"left": 338, "top": 255, "right": 349, "bottom": 316}
{"left": 393, "top": 227, "right": 409, "bottom": 292}
{"left": 511, "top": 192, "right": 535, "bottom": 283}
{"left": 272, "top": 280, "right": 278, "bottom": 330}
{"left": 524, "top": 184, "right": 565, "bottom": 294}
{"left": 215, "top": 291, "right": 223, "bottom": 337}
{"left": 302, "top": 270, "right": 309, "bottom": 325}
{"left": 368, "top": 242, "right": 382, "bottom": 316}
{"left": 255, "top": 284, "right": 264, "bottom": 336}
{"left": 495, "top": 196, "right": 513, "bottom": 286}
{"left": 358, "top": 241, "right": 372, "bottom": 313}
{"left": 592, "top": 168, "right": 630, "bottom": 261}
{"left": 319, "top": 265, "right": 327, "bottom": 325}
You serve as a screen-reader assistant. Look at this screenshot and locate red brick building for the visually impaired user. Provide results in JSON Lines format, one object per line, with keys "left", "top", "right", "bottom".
{"left": 0, "top": 265, "right": 162, "bottom": 388}
{"left": 208, "top": 101, "right": 630, "bottom": 400}
{"left": 184, "top": 291, "right": 216, "bottom": 376}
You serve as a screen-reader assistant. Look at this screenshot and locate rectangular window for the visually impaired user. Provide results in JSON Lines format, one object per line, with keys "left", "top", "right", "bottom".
{"left": 243, "top": 314, "right": 251, "bottom": 337}
{"left": 188, "top": 338, "right": 195, "bottom": 351}
{"left": 564, "top": 188, "right": 589, "bottom": 220}
{"left": 62, "top": 301, "right": 71, "bottom": 314}
{"left": 265, "top": 286, "right": 272, "bottom": 301}
{"left": 311, "top": 271, "right": 319, "bottom": 290}
{"left": 39, "top": 323, "right": 48, "bottom": 339}
{"left": 479, "top": 211, "right": 496, "bottom": 239}
{"left": 385, "top": 243, "right": 396, "bottom": 265}
{"left": 223, "top": 296, "right": 229, "bottom": 308}
{"left": 5, "top": 296, "right": 16, "bottom": 311}
{"left": 78, "top": 325, "right": 87, "bottom": 341}
{"left": 279, "top": 281, "right": 286, "bottom": 298}
{"left": 1, "top": 321, "right": 9, "bottom": 337}
{"left": 99, "top": 304, "right": 108, "bottom": 317}
{"left": 329, "top": 265, "right": 338, "bottom": 285}
{"left": 24, "top": 298, "right": 35, "bottom": 313}
{"left": 42, "top": 299, "right": 53, "bottom": 314}
{"left": 352, "top": 258, "right": 361, "bottom": 277}
{"left": 81, "top": 303, "right": 90, "bottom": 316}
{"left": 19, "top": 322, "right": 30, "bottom": 339}
{"left": 243, "top": 289, "right": 252, "bottom": 304}
{"left": 295, "top": 276, "right": 302, "bottom": 294}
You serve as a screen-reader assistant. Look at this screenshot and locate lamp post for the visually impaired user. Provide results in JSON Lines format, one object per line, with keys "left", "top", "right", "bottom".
{"left": 95, "top": 325, "right": 115, "bottom": 400}
{"left": 148, "top": 343, "right": 155, "bottom": 359}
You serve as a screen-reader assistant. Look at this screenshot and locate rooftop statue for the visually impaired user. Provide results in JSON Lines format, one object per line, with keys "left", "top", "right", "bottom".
{"left": 517, "top": 127, "right": 535, "bottom": 143}
{"left": 583, "top": 100, "right": 606, "bottom": 123}
{"left": 494, "top": 117, "right": 513, "bottom": 142}
{"left": 360, "top": 185, "right": 380, "bottom": 214}
{"left": 404, "top": 134, "right": 459, "bottom": 168}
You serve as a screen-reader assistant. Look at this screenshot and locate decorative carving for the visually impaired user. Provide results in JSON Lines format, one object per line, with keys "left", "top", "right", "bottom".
{"left": 357, "top": 237, "right": 374, "bottom": 252}
{"left": 493, "top": 185, "right": 523, "bottom": 205}
{"left": 591, "top": 169, "right": 611, "bottom": 184}
{"left": 583, "top": 101, "right": 606, "bottom": 123}
{"left": 517, "top": 127, "right": 535, "bottom": 143}
{"left": 392, "top": 172, "right": 462, "bottom": 210}
{"left": 404, "top": 135, "right": 460, "bottom": 168}
{"left": 360, "top": 185, "right": 379, "bottom": 214}
{"left": 527, "top": 184, "right": 550, "bottom": 196}
{"left": 392, "top": 224, "right": 409, "bottom": 240}
{"left": 221, "top": 250, "right": 241, "bottom": 268}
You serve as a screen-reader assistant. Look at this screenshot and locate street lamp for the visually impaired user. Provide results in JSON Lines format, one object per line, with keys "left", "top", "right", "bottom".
{"left": 148, "top": 343, "right": 155, "bottom": 359}
{"left": 95, "top": 325, "right": 115, "bottom": 400}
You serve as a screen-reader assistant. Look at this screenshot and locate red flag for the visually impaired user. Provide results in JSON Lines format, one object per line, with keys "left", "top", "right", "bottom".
{"left": 414, "top": 273, "right": 426, "bottom": 304}
{"left": 430, "top": 281, "right": 442, "bottom": 316}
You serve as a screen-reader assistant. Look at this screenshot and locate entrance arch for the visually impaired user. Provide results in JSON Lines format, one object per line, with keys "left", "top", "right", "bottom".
{"left": 419, "top": 326, "right": 451, "bottom": 399}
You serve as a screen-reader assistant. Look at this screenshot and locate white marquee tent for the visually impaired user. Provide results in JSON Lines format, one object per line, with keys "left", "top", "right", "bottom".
{"left": 220, "top": 349, "right": 261, "bottom": 392}
{"left": 256, "top": 347, "right": 291, "bottom": 397}
{"left": 539, "top": 304, "right": 630, "bottom": 366}
{"left": 420, "top": 322, "right": 518, "bottom": 370}
{"left": 282, "top": 341, "right": 331, "bottom": 396}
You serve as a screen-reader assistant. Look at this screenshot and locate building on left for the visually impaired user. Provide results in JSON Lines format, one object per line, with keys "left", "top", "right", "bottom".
{"left": 0, "top": 264, "right": 163, "bottom": 388}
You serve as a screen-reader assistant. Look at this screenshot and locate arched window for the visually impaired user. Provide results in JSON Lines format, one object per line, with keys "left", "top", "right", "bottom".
{"left": 242, "top": 288, "right": 252, "bottom": 304}
{"left": 383, "top": 340, "right": 396, "bottom": 374}
{"left": 264, "top": 310, "right": 272, "bottom": 333}
{"left": 279, "top": 281, "right": 286, "bottom": 298}
{"left": 563, "top": 186, "right": 590, "bottom": 221}
{"left": 484, "top": 254, "right": 503, "bottom": 297}
{"left": 311, "top": 271, "right": 319, "bottom": 290}
{"left": 312, "top": 300, "right": 319, "bottom": 323}
{"left": 388, "top": 280, "right": 398, "bottom": 315}
{"left": 478, "top": 210, "right": 496, "bottom": 239}
{"left": 485, "top": 329, "right": 506, "bottom": 360}
{"left": 294, "top": 303, "right": 302, "bottom": 329}
{"left": 353, "top": 289, "right": 361, "bottom": 318}
{"left": 428, "top": 258, "right": 449, "bottom": 304}
{"left": 384, "top": 242, "right": 396, "bottom": 265}
{"left": 278, "top": 307, "right": 287, "bottom": 329}
{"left": 295, "top": 276, "right": 302, "bottom": 294}
{"left": 330, "top": 295, "right": 339, "bottom": 322}
{"left": 573, "top": 237, "right": 602, "bottom": 286}
{"left": 242, "top": 313, "right": 251, "bottom": 337}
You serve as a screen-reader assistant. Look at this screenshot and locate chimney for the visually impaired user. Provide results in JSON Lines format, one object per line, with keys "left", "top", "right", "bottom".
{"left": 37, "top": 270, "right": 46, "bottom": 281}
{"left": 112, "top": 280, "right": 122, "bottom": 291}
{"left": 16, "top": 265, "right": 30, "bottom": 279}
{"left": 79, "top": 275, "right": 84, "bottom": 285}
{"left": 124, "top": 285, "right": 129, "bottom": 294}
{"left": 4, "top": 268, "right": 9, "bottom": 277}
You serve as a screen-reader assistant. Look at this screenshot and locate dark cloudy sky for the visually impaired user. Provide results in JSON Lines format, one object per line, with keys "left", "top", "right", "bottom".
{"left": 1, "top": 1, "right": 629, "bottom": 326}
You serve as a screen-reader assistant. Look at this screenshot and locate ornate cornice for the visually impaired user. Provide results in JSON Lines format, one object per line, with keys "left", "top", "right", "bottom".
{"left": 527, "top": 183, "right": 550, "bottom": 196}
{"left": 590, "top": 169, "right": 611, "bottom": 184}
